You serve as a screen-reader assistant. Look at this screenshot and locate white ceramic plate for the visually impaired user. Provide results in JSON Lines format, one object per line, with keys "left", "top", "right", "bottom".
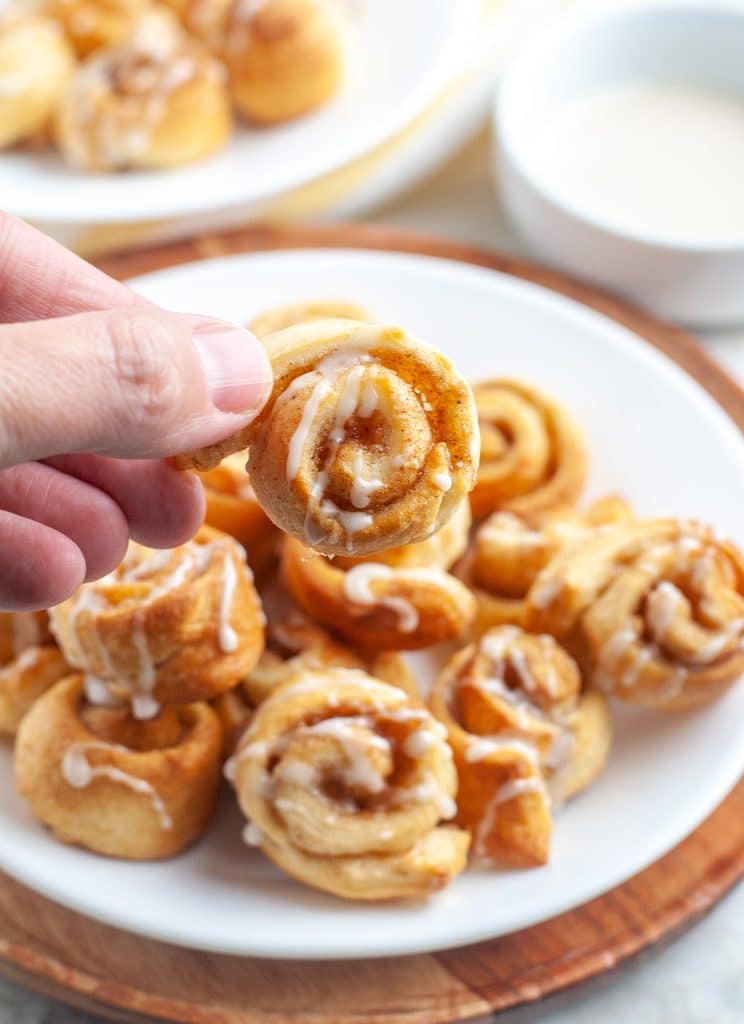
{"left": 1, "top": 249, "right": 743, "bottom": 959}
{"left": 0, "top": 0, "right": 478, "bottom": 223}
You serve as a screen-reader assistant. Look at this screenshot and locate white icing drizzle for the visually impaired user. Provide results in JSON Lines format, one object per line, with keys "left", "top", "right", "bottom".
{"left": 529, "top": 576, "right": 564, "bottom": 610}
{"left": 287, "top": 377, "right": 333, "bottom": 481}
{"left": 83, "top": 675, "right": 123, "bottom": 708}
{"left": 473, "top": 775, "right": 548, "bottom": 861}
{"left": 350, "top": 450, "right": 384, "bottom": 510}
{"left": 357, "top": 371, "right": 379, "bottom": 418}
{"left": 242, "top": 822, "right": 264, "bottom": 847}
{"left": 432, "top": 470, "right": 453, "bottom": 492}
{"left": 62, "top": 743, "right": 172, "bottom": 830}
{"left": 403, "top": 729, "right": 438, "bottom": 758}
{"left": 694, "top": 617, "right": 744, "bottom": 662}
{"left": 539, "top": 635, "right": 560, "bottom": 697}
{"left": 275, "top": 759, "right": 317, "bottom": 788}
{"left": 342, "top": 563, "right": 420, "bottom": 633}
{"left": 646, "top": 581, "right": 687, "bottom": 642}
{"left": 218, "top": 553, "right": 239, "bottom": 653}
{"left": 395, "top": 773, "right": 457, "bottom": 820}
{"left": 464, "top": 736, "right": 540, "bottom": 765}
{"left": 7, "top": 646, "right": 42, "bottom": 673}
{"left": 306, "top": 716, "right": 390, "bottom": 794}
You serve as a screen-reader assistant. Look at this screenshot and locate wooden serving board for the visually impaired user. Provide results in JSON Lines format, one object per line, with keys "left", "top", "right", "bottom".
{"left": 1, "top": 225, "right": 742, "bottom": 1024}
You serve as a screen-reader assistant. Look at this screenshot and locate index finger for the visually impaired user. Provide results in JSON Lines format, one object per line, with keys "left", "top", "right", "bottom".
{"left": 0, "top": 211, "right": 151, "bottom": 322}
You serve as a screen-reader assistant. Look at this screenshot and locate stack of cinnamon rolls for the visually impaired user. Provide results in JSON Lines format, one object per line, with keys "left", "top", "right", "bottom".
{"left": 0, "top": 0, "right": 348, "bottom": 170}
{"left": 7, "top": 303, "right": 744, "bottom": 903}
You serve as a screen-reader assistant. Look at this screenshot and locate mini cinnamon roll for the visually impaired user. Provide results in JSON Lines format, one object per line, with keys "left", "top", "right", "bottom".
{"left": 229, "top": 669, "right": 469, "bottom": 900}
{"left": 429, "top": 627, "right": 612, "bottom": 867}
{"left": 15, "top": 674, "right": 223, "bottom": 859}
{"left": 199, "top": 453, "right": 280, "bottom": 578}
{"left": 282, "top": 535, "right": 477, "bottom": 650}
{"left": 218, "top": 0, "right": 347, "bottom": 124}
{"left": 177, "top": 320, "right": 480, "bottom": 557}
{"left": 526, "top": 518, "right": 744, "bottom": 710}
{"left": 471, "top": 379, "right": 587, "bottom": 521}
{"left": 249, "top": 300, "right": 373, "bottom": 338}
{"left": 0, "top": 14, "right": 75, "bottom": 148}
{"left": 459, "top": 496, "right": 633, "bottom": 632}
{"left": 55, "top": 9, "right": 232, "bottom": 171}
{"left": 44, "top": 0, "right": 149, "bottom": 56}
{"left": 49, "top": 526, "right": 265, "bottom": 717}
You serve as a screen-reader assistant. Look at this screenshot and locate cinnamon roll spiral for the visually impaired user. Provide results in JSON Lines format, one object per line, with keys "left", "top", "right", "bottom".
{"left": 459, "top": 496, "right": 633, "bottom": 632}
{"left": 526, "top": 518, "right": 744, "bottom": 709}
{"left": 49, "top": 527, "right": 264, "bottom": 717}
{"left": 282, "top": 535, "right": 477, "bottom": 650}
{"left": 229, "top": 669, "right": 469, "bottom": 900}
{"left": 471, "top": 379, "right": 587, "bottom": 521}
{"left": 15, "top": 674, "right": 223, "bottom": 859}
{"left": 429, "top": 626, "right": 611, "bottom": 867}
{"left": 177, "top": 320, "right": 480, "bottom": 557}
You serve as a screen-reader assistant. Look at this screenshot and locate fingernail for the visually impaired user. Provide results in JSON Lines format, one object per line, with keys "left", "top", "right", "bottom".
{"left": 192, "top": 320, "right": 272, "bottom": 415}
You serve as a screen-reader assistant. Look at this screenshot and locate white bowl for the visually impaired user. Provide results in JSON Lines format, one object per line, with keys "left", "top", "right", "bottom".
{"left": 495, "top": 1, "right": 744, "bottom": 328}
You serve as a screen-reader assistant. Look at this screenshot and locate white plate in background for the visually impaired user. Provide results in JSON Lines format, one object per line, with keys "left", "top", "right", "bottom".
{"left": 0, "top": 248, "right": 742, "bottom": 959}
{"left": 0, "top": 1, "right": 478, "bottom": 223}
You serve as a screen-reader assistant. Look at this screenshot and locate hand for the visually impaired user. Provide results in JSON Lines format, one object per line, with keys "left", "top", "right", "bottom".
{"left": 0, "top": 214, "right": 272, "bottom": 611}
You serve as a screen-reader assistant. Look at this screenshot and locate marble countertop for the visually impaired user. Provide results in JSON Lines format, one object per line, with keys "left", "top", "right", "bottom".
{"left": 2, "top": 131, "right": 742, "bottom": 1024}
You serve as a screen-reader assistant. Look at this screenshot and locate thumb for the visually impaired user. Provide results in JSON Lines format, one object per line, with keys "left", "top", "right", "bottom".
{"left": 0, "top": 308, "right": 272, "bottom": 466}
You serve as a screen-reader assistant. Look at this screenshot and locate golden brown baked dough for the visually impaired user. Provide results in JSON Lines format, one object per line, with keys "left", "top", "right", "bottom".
{"left": 214, "top": 620, "right": 364, "bottom": 750}
{"left": 0, "top": 14, "right": 75, "bottom": 148}
{"left": 199, "top": 453, "right": 280, "bottom": 578}
{"left": 334, "top": 498, "right": 472, "bottom": 573}
{"left": 229, "top": 669, "right": 469, "bottom": 899}
{"left": 215, "top": 622, "right": 422, "bottom": 751}
{"left": 219, "top": 0, "right": 347, "bottom": 124}
{"left": 0, "top": 611, "right": 52, "bottom": 663}
{"left": 0, "top": 610, "right": 70, "bottom": 735}
{"left": 55, "top": 8, "right": 232, "bottom": 170}
{"left": 0, "top": 646, "right": 71, "bottom": 736}
{"left": 43, "top": 0, "right": 149, "bottom": 55}
{"left": 282, "top": 535, "right": 477, "bottom": 650}
{"left": 471, "top": 379, "right": 587, "bottom": 521}
{"left": 49, "top": 526, "right": 265, "bottom": 716}
{"left": 458, "top": 496, "right": 633, "bottom": 632}
{"left": 525, "top": 518, "right": 744, "bottom": 710}
{"left": 176, "top": 320, "right": 480, "bottom": 557}
{"left": 429, "top": 626, "right": 611, "bottom": 867}
{"left": 249, "top": 300, "right": 373, "bottom": 338}
{"left": 15, "top": 674, "right": 223, "bottom": 859}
